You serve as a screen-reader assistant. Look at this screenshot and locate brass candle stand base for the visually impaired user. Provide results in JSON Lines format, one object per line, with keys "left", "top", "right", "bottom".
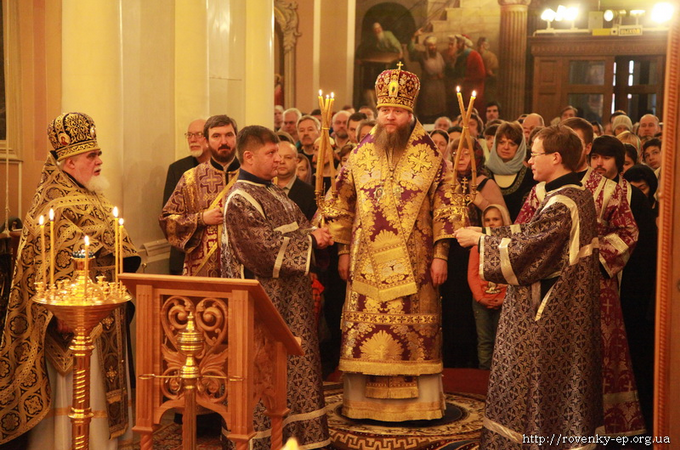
{"left": 33, "top": 253, "right": 130, "bottom": 450}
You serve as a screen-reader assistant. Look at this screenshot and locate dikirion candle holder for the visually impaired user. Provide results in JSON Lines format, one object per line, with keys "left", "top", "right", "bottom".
{"left": 437, "top": 86, "right": 479, "bottom": 230}
{"left": 32, "top": 249, "right": 131, "bottom": 450}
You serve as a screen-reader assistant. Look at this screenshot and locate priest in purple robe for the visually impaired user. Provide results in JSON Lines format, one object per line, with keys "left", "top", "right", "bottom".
{"left": 220, "top": 125, "right": 332, "bottom": 450}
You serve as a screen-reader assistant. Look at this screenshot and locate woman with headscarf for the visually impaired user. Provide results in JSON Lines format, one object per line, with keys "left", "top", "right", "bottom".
{"left": 485, "top": 121, "right": 536, "bottom": 221}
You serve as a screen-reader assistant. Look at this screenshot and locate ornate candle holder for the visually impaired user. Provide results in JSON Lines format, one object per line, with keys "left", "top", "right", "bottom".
{"left": 32, "top": 250, "right": 130, "bottom": 450}
{"left": 445, "top": 87, "right": 479, "bottom": 229}
{"left": 438, "top": 176, "right": 477, "bottom": 230}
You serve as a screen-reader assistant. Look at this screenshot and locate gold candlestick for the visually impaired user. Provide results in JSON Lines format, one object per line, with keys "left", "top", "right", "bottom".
{"left": 39, "top": 215, "right": 46, "bottom": 286}
{"left": 118, "top": 218, "right": 124, "bottom": 282}
{"left": 49, "top": 208, "right": 55, "bottom": 285}
{"left": 113, "top": 207, "right": 119, "bottom": 282}
{"left": 33, "top": 249, "right": 130, "bottom": 450}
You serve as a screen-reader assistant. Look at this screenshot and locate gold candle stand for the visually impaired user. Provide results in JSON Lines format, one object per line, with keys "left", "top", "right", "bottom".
{"left": 32, "top": 250, "right": 131, "bottom": 450}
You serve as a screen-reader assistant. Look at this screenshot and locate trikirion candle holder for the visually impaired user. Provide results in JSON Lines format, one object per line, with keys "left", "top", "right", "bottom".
{"left": 32, "top": 249, "right": 131, "bottom": 450}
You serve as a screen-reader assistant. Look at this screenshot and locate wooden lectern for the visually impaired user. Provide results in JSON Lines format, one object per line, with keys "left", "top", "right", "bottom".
{"left": 119, "top": 274, "right": 303, "bottom": 450}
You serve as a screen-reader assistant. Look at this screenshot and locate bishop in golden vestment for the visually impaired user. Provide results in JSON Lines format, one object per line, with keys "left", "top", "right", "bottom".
{"left": 327, "top": 65, "right": 457, "bottom": 421}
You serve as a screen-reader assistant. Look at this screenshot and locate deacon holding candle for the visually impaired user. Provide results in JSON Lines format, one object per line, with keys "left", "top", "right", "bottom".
{"left": 0, "top": 112, "right": 140, "bottom": 449}
{"left": 326, "top": 63, "right": 457, "bottom": 422}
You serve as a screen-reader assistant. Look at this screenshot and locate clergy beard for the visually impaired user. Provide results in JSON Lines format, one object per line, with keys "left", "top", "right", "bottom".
{"left": 374, "top": 121, "right": 411, "bottom": 155}
{"left": 190, "top": 149, "right": 203, "bottom": 158}
{"left": 84, "top": 175, "right": 110, "bottom": 193}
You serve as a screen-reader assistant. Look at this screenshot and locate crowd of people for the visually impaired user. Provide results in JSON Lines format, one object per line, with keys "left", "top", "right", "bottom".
{"left": 0, "top": 58, "right": 662, "bottom": 450}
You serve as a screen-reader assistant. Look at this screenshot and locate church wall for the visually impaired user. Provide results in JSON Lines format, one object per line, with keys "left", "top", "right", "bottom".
{"left": 318, "top": 0, "right": 356, "bottom": 108}
{"left": 293, "top": 0, "right": 317, "bottom": 113}
{"left": 290, "top": 0, "right": 356, "bottom": 113}
{"left": 120, "top": 0, "right": 176, "bottom": 275}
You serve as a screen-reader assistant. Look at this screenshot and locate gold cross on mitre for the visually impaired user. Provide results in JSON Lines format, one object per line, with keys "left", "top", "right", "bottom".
{"left": 389, "top": 62, "right": 404, "bottom": 98}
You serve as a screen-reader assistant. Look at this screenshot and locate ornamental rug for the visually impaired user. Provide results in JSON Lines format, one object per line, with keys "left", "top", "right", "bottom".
{"left": 325, "top": 389, "right": 484, "bottom": 450}
{"left": 127, "top": 383, "right": 484, "bottom": 450}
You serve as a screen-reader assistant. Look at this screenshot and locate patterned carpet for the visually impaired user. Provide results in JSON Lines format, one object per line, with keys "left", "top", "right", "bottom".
{"left": 131, "top": 374, "right": 486, "bottom": 450}
{"left": 325, "top": 389, "right": 483, "bottom": 450}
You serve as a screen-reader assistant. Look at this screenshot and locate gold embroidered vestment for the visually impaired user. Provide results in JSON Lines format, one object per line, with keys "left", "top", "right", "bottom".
{"left": 328, "top": 121, "right": 456, "bottom": 379}
{"left": 0, "top": 155, "right": 138, "bottom": 444}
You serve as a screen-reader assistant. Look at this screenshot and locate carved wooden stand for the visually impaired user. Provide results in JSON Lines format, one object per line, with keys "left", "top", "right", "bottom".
{"left": 120, "top": 274, "right": 302, "bottom": 450}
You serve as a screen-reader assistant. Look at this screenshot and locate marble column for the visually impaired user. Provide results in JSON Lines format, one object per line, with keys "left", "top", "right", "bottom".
{"left": 207, "top": 0, "right": 274, "bottom": 128}
{"left": 62, "top": 0, "right": 124, "bottom": 205}
{"left": 175, "top": 0, "right": 209, "bottom": 158}
{"left": 497, "top": 0, "right": 531, "bottom": 120}
{"left": 243, "top": 0, "right": 275, "bottom": 127}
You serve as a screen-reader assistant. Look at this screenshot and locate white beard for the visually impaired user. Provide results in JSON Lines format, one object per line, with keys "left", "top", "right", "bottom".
{"left": 85, "top": 175, "right": 110, "bottom": 193}
{"left": 190, "top": 149, "right": 203, "bottom": 158}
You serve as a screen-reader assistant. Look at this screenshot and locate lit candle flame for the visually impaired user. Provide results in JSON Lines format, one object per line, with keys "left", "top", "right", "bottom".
{"left": 84, "top": 235, "right": 90, "bottom": 246}
{"left": 113, "top": 206, "right": 118, "bottom": 218}
{"left": 456, "top": 86, "right": 461, "bottom": 93}
{"left": 39, "top": 215, "right": 44, "bottom": 226}
{"left": 472, "top": 90, "right": 477, "bottom": 97}
{"left": 318, "top": 89, "right": 322, "bottom": 96}
{"left": 49, "top": 208, "right": 54, "bottom": 221}
{"left": 331, "top": 92, "right": 335, "bottom": 98}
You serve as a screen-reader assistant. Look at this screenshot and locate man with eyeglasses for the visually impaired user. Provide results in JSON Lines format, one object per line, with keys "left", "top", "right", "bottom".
{"left": 517, "top": 117, "right": 644, "bottom": 438}
{"left": 161, "top": 118, "right": 210, "bottom": 274}
{"left": 455, "top": 124, "right": 603, "bottom": 449}
{"left": 160, "top": 114, "right": 240, "bottom": 277}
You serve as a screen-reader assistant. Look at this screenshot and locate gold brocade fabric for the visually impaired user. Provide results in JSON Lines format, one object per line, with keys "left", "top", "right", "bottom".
{"left": 160, "top": 160, "right": 239, "bottom": 277}
{"left": 327, "top": 121, "right": 456, "bottom": 378}
{"left": 365, "top": 375, "right": 418, "bottom": 399}
{"left": 0, "top": 155, "right": 139, "bottom": 444}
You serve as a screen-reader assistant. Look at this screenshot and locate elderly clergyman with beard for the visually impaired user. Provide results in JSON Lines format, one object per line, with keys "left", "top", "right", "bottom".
{"left": 327, "top": 64, "right": 457, "bottom": 421}
{"left": 0, "top": 112, "right": 140, "bottom": 449}
{"left": 160, "top": 114, "right": 240, "bottom": 277}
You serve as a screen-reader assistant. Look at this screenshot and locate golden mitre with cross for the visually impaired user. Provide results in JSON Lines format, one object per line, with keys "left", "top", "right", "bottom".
{"left": 374, "top": 62, "right": 420, "bottom": 112}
